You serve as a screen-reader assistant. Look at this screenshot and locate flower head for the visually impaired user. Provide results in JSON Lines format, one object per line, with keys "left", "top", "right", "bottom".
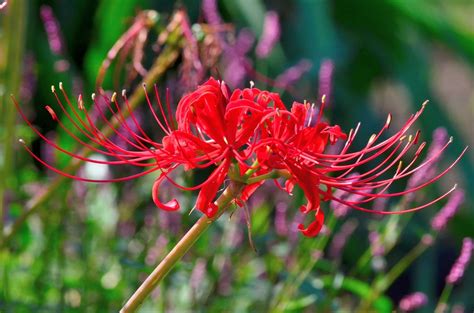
{"left": 16, "top": 77, "right": 466, "bottom": 237}
{"left": 399, "top": 292, "right": 428, "bottom": 312}
{"left": 256, "top": 11, "right": 280, "bottom": 58}
{"left": 446, "top": 237, "right": 473, "bottom": 285}
{"left": 431, "top": 190, "right": 464, "bottom": 231}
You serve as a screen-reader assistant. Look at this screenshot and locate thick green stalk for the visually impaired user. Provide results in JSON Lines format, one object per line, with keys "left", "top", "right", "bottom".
{"left": 0, "top": 0, "right": 27, "bottom": 244}
{"left": 434, "top": 283, "right": 453, "bottom": 313}
{"left": 120, "top": 181, "right": 244, "bottom": 313}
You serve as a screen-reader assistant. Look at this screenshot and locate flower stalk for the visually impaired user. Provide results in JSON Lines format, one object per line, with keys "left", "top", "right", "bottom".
{"left": 121, "top": 181, "right": 244, "bottom": 313}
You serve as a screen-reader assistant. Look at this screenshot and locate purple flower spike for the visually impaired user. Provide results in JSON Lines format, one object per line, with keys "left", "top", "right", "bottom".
{"left": 275, "top": 60, "right": 312, "bottom": 89}
{"left": 406, "top": 127, "right": 449, "bottom": 198}
{"left": 329, "top": 219, "right": 358, "bottom": 259}
{"left": 256, "top": 11, "right": 280, "bottom": 58}
{"left": 330, "top": 174, "right": 372, "bottom": 218}
{"left": 446, "top": 238, "right": 473, "bottom": 284}
{"left": 190, "top": 258, "right": 207, "bottom": 293}
{"left": 223, "top": 29, "right": 255, "bottom": 87}
{"left": 431, "top": 190, "right": 464, "bottom": 231}
{"left": 40, "top": 5, "right": 65, "bottom": 55}
{"left": 275, "top": 202, "right": 289, "bottom": 236}
{"left": 369, "top": 231, "right": 385, "bottom": 257}
{"left": 202, "top": 0, "right": 223, "bottom": 26}
{"left": 399, "top": 292, "right": 428, "bottom": 312}
{"left": 318, "top": 59, "right": 334, "bottom": 104}
{"left": 20, "top": 53, "right": 37, "bottom": 103}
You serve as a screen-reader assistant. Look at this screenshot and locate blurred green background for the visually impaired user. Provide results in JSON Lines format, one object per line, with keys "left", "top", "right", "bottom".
{"left": 1, "top": 0, "right": 473, "bottom": 312}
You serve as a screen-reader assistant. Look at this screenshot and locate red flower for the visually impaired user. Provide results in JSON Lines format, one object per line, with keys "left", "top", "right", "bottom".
{"left": 15, "top": 78, "right": 466, "bottom": 237}
{"left": 248, "top": 98, "right": 466, "bottom": 236}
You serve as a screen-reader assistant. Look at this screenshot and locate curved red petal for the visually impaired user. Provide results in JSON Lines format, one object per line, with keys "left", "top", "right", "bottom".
{"left": 196, "top": 158, "right": 231, "bottom": 217}
{"left": 298, "top": 209, "right": 325, "bottom": 237}
{"left": 241, "top": 181, "right": 264, "bottom": 202}
{"left": 285, "top": 162, "right": 320, "bottom": 214}
{"left": 176, "top": 77, "right": 228, "bottom": 146}
{"left": 152, "top": 174, "right": 180, "bottom": 211}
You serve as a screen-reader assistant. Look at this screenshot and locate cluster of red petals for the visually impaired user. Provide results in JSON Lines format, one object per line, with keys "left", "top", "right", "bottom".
{"left": 15, "top": 78, "right": 466, "bottom": 237}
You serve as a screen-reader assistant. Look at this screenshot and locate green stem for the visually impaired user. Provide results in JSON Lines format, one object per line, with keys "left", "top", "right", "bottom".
{"left": 245, "top": 170, "right": 280, "bottom": 184}
{"left": 0, "top": 0, "right": 27, "bottom": 245}
{"left": 271, "top": 212, "right": 337, "bottom": 312}
{"left": 434, "top": 283, "right": 453, "bottom": 313}
{"left": 349, "top": 198, "right": 412, "bottom": 276}
{"left": 357, "top": 238, "right": 429, "bottom": 312}
{"left": 0, "top": 249, "right": 11, "bottom": 307}
{"left": 120, "top": 181, "right": 244, "bottom": 313}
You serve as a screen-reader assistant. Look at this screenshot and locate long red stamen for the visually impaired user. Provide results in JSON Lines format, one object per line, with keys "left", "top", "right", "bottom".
{"left": 329, "top": 184, "right": 457, "bottom": 215}
{"left": 20, "top": 141, "right": 161, "bottom": 182}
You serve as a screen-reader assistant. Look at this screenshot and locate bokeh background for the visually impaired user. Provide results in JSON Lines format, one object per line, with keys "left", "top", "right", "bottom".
{"left": 0, "top": 0, "right": 473, "bottom": 312}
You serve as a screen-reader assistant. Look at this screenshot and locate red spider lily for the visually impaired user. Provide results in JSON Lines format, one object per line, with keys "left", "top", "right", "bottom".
{"left": 15, "top": 78, "right": 466, "bottom": 237}
{"left": 247, "top": 97, "right": 466, "bottom": 236}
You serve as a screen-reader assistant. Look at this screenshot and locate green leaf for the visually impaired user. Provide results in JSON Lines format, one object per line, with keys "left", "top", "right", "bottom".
{"left": 284, "top": 294, "right": 317, "bottom": 311}
{"left": 321, "top": 275, "right": 393, "bottom": 313}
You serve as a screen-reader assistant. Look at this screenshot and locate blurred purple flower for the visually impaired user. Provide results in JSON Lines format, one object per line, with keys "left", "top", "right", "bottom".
{"left": 72, "top": 77, "right": 83, "bottom": 96}
{"left": 113, "top": 110, "right": 144, "bottom": 149}
{"left": 330, "top": 173, "right": 372, "bottom": 218}
{"left": 329, "top": 219, "right": 358, "bottom": 259}
{"left": 431, "top": 190, "right": 464, "bottom": 231}
{"left": 231, "top": 216, "right": 244, "bottom": 248}
{"left": 233, "top": 29, "right": 255, "bottom": 55}
{"left": 40, "top": 5, "right": 70, "bottom": 73}
{"left": 289, "top": 213, "right": 305, "bottom": 244}
{"left": 218, "top": 259, "right": 233, "bottom": 295}
{"left": 40, "top": 5, "right": 65, "bottom": 55}
{"left": 406, "top": 127, "right": 448, "bottom": 202}
{"left": 0, "top": 1, "right": 7, "bottom": 10}
{"left": 318, "top": 59, "right": 334, "bottom": 104}
{"left": 256, "top": 11, "right": 280, "bottom": 58}
{"left": 41, "top": 132, "right": 57, "bottom": 177}
{"left": 223, "top": 29, "right": 255, "bottom": 87}
{"left": 190, "top": 258, "right": 207, "bottom": 293}
{"left": 20, "top": 53, "right": 37, "bottom": 103}
{"left": 275, "top": 59, "right": 312, "bottom": 89}
{"left": 274, "top": 201, "right": 289, "bottom": 236}
{"left": 54, "top": 59, "right": 70, "bottom": 72}
{"left": 421, "top": 234, "right": 434, "bottom": 247}
{"left": 446, "top": 237, "right": 473, "bottom": 284}
{"left": 372, "top": 197, "right": 388, "bottom": 213}
{"left": 369, "top": 231, "right": 385, "bottom": 257}
{"left": 399, "top": 292, "right": 428, "bottom": 312}
{"left": 117, "top": 221, "right": 136, "bottom": 238}
{"left": 145, "top": 235, "right": 169, "bottom": 266}
{"left": 202, "top": 0, "right": 223, "bottom": 26}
